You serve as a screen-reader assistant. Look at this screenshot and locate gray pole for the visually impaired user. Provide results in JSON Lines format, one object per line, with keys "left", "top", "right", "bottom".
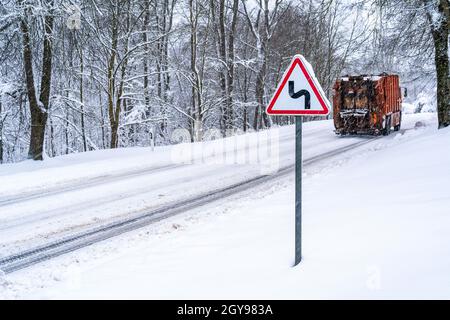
{"left": 295, "top": 116, "right": 302, "bottom": 266}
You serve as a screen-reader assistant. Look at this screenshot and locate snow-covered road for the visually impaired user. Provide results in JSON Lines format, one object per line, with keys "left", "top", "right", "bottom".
{"left": 1, "top": 112, "right": 448, "bottom": 299}
{"left": 0, "top": 119, "right": 372, "bottom": 258}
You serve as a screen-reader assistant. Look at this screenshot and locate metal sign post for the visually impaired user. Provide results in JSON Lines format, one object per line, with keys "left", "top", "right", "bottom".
{"left": 295, "top": 117, "right": 302, "bottom": 266}
{"left": 265, "top": 54, "right": 330, "bottom": 267}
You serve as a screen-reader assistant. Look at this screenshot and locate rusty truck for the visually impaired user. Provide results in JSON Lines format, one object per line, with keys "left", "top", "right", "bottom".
{"left": 333, "top": 73, "right": 403, "bottom": 136}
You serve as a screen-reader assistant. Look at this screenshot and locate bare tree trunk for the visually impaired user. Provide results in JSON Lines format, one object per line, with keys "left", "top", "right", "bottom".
{"left": 49, "top": 116, "right": 55, "bottom": 156}
{"left": 142, "top": 0, "right": 152, "bottom": 144}
{"left": 218, "top": 0, "right": 229, "bottom": 132}
{"left": 242, "top": 70, "right": 249, "bottom": 132}
{"left": 107, "top": 4, "right": 120, "bottom": 148}
{"left": 260, "top": 0, "right": 271, "bottom": 129}
{"left": 155, "top": 1, "right": 163, "bottom": 99}
{"left": 210, "top": 0, "right": 226, "bottom": 134}
{"left": 20, "top": 1, "right": 55, "bottom": 160}
{"left": 108, "top": 0, "right": 131, "bottom": 149}
{"left": 226, "top": 0, "right": 239, "bottom": 131}
{"left": 254, "top": 43, "right": 269, "bottom": 130}
{"left": 240, "top": 27, "right": 251, "bottom": 132}
{"left": 159, "top": 0, "right": 175, "bottom": 134}
{"left": 190, "top": 0, "right": 203, "bottom": 141}
{"left": 163, "top": 0, "right": 174, "bottom": 100}
{"left": 425, "top": 0, "right": 450, "bottom": 128}
{"left": 65, "top": 106, "right": 69, "bottom": 154}
{"left": 99, "top": 92, "right": 106, "bottom": 149}
{"left": 79, "top": 45, "right": 87, "bottom": 152}
{"left": 142, "top": 0, "right": 150, "bottom": 115}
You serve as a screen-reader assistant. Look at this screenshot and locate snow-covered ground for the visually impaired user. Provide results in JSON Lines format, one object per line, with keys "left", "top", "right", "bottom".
{"left": 1, "top": 113, "right": 449, "bottom": 299}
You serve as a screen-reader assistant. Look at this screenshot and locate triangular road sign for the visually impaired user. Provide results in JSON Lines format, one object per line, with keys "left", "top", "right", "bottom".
{"left": 267, "top": 55, "right": 331, "bottom": 116}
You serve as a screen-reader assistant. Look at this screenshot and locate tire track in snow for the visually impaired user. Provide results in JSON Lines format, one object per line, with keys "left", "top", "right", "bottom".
{"left": 0, "top": 137, "right": 378, "bottom": 274}
{"left": 0, "top": 163, "right": 186, "bottom": 208}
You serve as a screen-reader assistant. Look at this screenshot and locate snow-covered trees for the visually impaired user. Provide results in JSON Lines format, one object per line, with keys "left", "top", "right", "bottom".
{"left": 0, "top": 0, "right": 443, "bottom": 163}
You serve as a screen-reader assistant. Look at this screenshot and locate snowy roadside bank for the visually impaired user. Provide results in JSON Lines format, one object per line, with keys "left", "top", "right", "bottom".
{"left": 1, "top": 113, "right": 448, "bottom": 299}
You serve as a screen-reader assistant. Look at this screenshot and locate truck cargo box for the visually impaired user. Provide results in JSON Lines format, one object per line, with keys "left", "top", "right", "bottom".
{"left": 333, "top": 73, "right": 402, "bottom": 135}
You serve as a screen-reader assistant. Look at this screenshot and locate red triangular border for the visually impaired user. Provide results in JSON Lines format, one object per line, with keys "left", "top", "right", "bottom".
{"left": 266, "top": 56, "right": 330, "bottom": 116}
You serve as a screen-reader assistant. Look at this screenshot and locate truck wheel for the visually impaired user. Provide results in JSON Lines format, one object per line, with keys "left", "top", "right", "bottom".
{"left": 383, "top": 116, "right": 391, "bottom": 136}
{"left": 394, "top": 113, "right": 402, "bottom": 131}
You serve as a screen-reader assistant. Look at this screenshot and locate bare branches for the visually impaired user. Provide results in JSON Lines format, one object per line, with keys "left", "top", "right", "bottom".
{"left": 2, "top": 0, "right": 439, "bottom": 162}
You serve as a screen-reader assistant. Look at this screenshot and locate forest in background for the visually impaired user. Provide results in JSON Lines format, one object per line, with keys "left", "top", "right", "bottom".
{"left": 0, "top": 0, "right": 448, "bottom": 163}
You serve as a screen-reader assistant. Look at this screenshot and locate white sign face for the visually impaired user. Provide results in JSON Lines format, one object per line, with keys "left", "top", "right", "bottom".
{"left": 266, "top": 55, "right": 331, "bottom": 116}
